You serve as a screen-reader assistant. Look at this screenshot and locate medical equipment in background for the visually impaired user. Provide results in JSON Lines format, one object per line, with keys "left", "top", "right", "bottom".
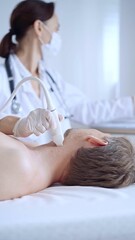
{"left": 5, "top": 57, "right": 73, "bottom": 118}
{"left": 0, "top": 76, "right": 64, "bottom": 146}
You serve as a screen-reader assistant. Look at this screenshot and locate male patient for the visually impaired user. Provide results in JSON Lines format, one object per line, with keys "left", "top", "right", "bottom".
{"left": 0, "top": 128, "right": 135, "bottom": 201}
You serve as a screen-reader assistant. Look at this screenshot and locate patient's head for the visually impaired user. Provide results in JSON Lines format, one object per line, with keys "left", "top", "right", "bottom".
{"left": 62, "top": 129, "right": 135, "bottom": 188}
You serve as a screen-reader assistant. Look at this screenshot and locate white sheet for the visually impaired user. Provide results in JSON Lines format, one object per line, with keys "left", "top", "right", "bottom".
{"left": 0, "top": 184, "right": 135, "bottom": 240}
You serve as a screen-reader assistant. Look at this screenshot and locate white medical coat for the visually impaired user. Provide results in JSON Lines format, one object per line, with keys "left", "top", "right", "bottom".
{"left": 0, "top": 54, "right": 134, "bottom": 144}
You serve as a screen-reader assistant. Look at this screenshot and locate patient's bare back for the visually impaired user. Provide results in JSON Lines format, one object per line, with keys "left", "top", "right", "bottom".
{"left": 0, "top": 132, "right": 46, "bottom": 201}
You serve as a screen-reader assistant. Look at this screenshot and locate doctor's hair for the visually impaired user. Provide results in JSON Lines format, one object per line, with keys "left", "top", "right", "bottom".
{"left": 0, "top": 0, "right": 55, "bottom": 58}
{"left": 62, "top": 137, "right": 135, "bottom": 188}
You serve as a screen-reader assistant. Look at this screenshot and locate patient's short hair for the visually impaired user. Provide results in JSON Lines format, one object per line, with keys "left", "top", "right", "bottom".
{"left": 62, "top": 137, "right": 135, "bottom": 188}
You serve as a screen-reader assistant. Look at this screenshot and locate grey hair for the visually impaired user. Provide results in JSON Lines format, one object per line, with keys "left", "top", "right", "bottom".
{"left": 62, "top": 137, "right": 135, "bottom": 188}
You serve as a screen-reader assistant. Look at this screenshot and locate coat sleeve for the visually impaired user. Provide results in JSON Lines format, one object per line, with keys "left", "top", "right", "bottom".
{"left": 51, "top": 70, "right": 135, "bottom": 126}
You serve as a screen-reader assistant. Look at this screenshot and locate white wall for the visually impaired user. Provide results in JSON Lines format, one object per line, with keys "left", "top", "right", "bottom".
{"left": 0, "top": 0, "right": 20, "bottom": 64}
{"left": 0, "top": 0, "right": 20, "bottom": 41}
{"left": 120, "top": 0, "right": 135, "bottom": 96}
{"left": 50, "top": 0, "right": 120, "bottom": 100}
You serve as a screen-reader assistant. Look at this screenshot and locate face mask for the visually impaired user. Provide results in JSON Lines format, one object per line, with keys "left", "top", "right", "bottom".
{"left": 40, "top": 25, "right": 62, "bottom": 58}
{"left": 45, "top": 31, "right": 62, "bottom": 56}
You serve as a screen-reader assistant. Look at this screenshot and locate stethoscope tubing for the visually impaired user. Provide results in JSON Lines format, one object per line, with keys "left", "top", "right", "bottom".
{"left": 4, "top": 57, "right": 73, "bottom": 118}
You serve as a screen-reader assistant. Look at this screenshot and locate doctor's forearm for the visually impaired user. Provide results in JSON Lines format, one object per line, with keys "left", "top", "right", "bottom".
{"left": 0, "top": 116, "right": 20, "bottom": 135}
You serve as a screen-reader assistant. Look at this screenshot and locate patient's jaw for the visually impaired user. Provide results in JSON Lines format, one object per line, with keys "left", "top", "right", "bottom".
{"left": 64, "top": 128, "right": 110, "bottom": 140}
{"left": 63, "top": 128, "right": 109, "bottom": 149}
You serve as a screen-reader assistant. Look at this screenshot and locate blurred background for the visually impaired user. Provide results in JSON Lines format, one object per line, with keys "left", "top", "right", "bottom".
{"left": 0, "top": 0, "right": 135, "bottom": 101}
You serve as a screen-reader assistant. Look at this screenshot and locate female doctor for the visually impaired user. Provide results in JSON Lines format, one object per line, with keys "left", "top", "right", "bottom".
{"left": 0, "top": 0, "right": 135, "bottom": 145}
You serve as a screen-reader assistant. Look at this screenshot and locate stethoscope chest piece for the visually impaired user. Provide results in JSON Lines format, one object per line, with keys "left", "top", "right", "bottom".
{"left": 11, "top": 99, "right": 22, "bottom": 114}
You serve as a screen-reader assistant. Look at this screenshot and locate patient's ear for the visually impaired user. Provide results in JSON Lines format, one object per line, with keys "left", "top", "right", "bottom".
{"left": 86, "top": 136, "right": 108, "bottom": 146}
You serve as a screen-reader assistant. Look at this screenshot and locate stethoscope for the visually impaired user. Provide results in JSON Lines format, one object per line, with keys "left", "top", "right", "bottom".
{"left": 5, "top": 57, "right": 73, "bottom": 119}
{"left": 5, "top": 57, "right": 21, "bottom": 114}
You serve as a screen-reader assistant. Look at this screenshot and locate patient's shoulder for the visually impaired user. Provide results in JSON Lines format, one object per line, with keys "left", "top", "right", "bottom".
{"left": 0, "top": 136, "right": 37, "bottom": 200}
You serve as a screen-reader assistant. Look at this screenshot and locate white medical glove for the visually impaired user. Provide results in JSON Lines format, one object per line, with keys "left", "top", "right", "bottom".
{"left": 13, "top": 108, "right": 62, "bottom": 137}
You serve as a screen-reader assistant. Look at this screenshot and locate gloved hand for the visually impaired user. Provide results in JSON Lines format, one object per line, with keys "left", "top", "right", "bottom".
{"left": 13, "top": 108, "right": 63, "bottom": 137}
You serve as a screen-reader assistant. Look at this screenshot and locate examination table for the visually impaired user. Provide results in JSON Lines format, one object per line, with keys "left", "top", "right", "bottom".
{"left": 1, "top": 120, "right": 135, "bottom": 240}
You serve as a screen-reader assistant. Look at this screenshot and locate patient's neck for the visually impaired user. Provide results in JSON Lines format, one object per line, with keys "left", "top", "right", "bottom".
{"left": 34, "top": 142, "right": 74, "bottom": 186}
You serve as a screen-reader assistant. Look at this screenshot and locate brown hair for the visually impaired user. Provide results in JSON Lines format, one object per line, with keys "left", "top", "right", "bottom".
{"left": 62, "top": 137, "right": 135, "bottom": 188}
{"left": 0, "top": 0, "right": 55, "bottom": 58}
